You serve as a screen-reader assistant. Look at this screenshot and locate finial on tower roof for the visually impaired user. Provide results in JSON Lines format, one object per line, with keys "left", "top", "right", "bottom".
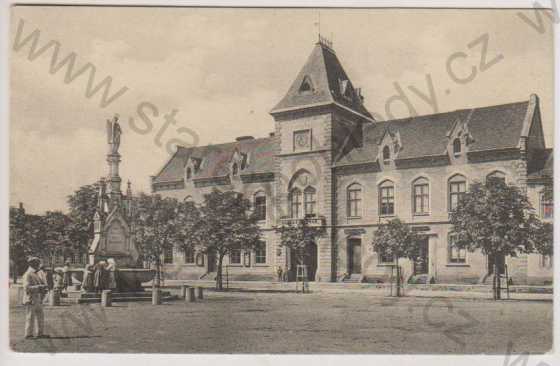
{"left": 318, "top": 34, "right": 334, "bottom": 52}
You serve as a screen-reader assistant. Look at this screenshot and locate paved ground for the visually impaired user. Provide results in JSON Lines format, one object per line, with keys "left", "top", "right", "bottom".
{"left": 9, "top": 286, "right": 552, "bottom": 354}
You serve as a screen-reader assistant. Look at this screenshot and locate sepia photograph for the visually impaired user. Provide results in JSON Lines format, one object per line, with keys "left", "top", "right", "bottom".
{"left": 5, "top": 2, "right": 556, "bottom": 359}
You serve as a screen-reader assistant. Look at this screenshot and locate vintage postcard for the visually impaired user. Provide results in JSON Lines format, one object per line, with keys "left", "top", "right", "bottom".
{"left": 5, "top": 3, "right": 555, "bottom": 360}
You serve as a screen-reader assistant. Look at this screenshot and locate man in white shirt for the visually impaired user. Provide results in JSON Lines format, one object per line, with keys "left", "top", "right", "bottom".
{"left": 22, "top": 257, "right": 49, "bottom": 339}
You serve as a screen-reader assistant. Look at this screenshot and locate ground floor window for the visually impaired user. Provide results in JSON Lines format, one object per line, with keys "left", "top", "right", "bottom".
{"left": 255, "top": 241, "right": 266, "bottom": 264}
{"left": 184, "top": 248, "right": 195, "bottom": 264}
{"left": 448, "top": 235, "right": 466, "bottom": 264}
{"left": 541, "top": 255, "right": 553, "bottom": 268}
{"left": 230, "top": 249, "right": 241, "bottom": 264}
{"left": 163, "top": 247, "right": 174, "bottom": 264}
{"left": 378, "top": 250, "right": 394, "bottom": 264}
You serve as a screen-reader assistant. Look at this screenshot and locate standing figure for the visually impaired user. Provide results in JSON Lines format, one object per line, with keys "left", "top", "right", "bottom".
{"left": 22, "top": 257, "right": 49, "bottom": 339}
{"left": 276, "top": 266, "right": 283, "bottom": 282}
{"left": 53, "top": 269, "right": 64, "bottom": 292}
{"left": 38, "top": 265, "right": 54, "bottom": 304}
{"left": 94, "top": 261, "right": 107, "bottom": 293}
{"left": 106, "top": 258, "right": 118, "bottom": 290}
{"left": 81, "top": 264, "right": 95, "bottom": 292}
{"left": 62, "top": 262, "right": 73, "bottom": 291}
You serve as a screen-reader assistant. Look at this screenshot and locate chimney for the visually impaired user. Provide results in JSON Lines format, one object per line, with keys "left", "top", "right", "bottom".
{"left": 236, "top": 136, "right": 254, "bottom": 142}
{"left": 18, "top": 202, "right": 24, "bottom": 211}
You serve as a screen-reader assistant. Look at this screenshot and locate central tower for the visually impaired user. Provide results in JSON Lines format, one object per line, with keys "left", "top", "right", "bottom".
{"left": 270, "top": 37, "right": 374, "bottom": 281}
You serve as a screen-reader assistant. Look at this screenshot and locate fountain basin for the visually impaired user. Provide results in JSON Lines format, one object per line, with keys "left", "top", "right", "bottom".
{"left": 66, "top": 268, "right": 155, "bottom": 292}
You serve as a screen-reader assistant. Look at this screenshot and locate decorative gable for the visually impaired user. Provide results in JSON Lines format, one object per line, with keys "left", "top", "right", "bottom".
{"left": 446, "top": 113, "right": 475, "bottom": 161}
{"left": 377, "top": 128, "right": 402, "bottom": 168}
{"left": 185, "top": 157, "right": 202, "bottom": 182}
{"left": 230, "top": 150, "right": 248, "bottom": 178}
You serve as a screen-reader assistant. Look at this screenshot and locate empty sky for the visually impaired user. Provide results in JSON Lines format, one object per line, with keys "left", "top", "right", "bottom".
{"left": 10, "top": 6, "right": 554, "bottom": 214}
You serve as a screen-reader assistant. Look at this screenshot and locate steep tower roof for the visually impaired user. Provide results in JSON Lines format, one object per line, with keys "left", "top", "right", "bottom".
{"left": 270, "top": 39, "right": 373, "bottom": 120}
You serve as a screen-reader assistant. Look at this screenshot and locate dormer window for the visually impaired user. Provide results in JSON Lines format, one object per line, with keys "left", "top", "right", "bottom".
{"left": 186, "top": 167, "right": 192, "bottom": 180}
{"left": 232, "top": 163, "right": 239, "bottom": 176}
{"left": 299, "top": 76, "right": 314, "bottom": 94}
{"left": 452, "top": 138, "right": 462, "bottom": 156}
{"left": 382, "top": 146, "right": 391, "bottom": 164}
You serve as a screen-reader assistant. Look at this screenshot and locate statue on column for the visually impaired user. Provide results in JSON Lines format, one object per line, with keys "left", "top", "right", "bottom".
{"left": 106, "top": 114, "right": 122, "bottom": 155}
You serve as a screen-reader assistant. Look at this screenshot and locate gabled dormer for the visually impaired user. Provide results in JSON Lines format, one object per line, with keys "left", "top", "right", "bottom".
{"left": 230, "top": 150, "right": 247, "bottom": 179}
{"left": 299, "top": 75, "right": 315, "bottom": 94}
{"left": 446, "top": 114, "right": 474, "bottom": 163}
{"left": 185, "top": 156, "right": 202, "bottom": 182}
{"left": 377, "top": 128, "right": 402, "bottom": 169}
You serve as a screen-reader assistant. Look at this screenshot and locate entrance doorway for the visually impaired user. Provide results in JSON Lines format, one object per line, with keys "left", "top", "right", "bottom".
{"left": 413, "top": 237, "right": 429, "bottom": 275}
{"left": 488, "top": 253, "right": 506, "bottom": 275}
{"left": 289, "top": 242, "right": 317, "bottom": 281}
{"left": 207, "top": 250, "right": 216, "bottom": 272}
{"left": 347, "top": 239, "right": 362, "bottom": 274}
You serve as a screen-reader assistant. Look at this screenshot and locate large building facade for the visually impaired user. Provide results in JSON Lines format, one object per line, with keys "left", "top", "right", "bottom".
{"left": 152, "top": 40, "right": 553, "bottom": 285}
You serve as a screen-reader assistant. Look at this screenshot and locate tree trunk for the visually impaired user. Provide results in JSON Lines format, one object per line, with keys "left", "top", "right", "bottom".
{"left": 155, "top": 256, "right": 161, "bottom": 288}
{"left": 12, "top": 262, "right": 17, "bottom": 284}
{"left": 494, "top": 263, "right": 501, "bottom": 300}
{"left": 396, "top": 258, "right": 401, "bottom": 297}
{"left": 216, "top": 254, "right": 224, "bottom": 291}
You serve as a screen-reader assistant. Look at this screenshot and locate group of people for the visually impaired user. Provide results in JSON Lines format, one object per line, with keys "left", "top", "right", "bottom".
{"left": 81, "top": 258, "right": 118, "bottom": 293}
{"left": 21, "top": 256, "right": 119, "bottom": 339}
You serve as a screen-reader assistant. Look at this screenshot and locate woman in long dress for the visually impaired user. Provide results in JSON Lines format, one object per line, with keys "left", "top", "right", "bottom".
{"left": 93, "top": 261, "right": 106, "bottom": 293}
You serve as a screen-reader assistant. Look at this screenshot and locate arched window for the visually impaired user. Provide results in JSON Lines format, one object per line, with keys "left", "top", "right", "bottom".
{"left": 232, "top": 163, "right": 238, "bottom": 176}
{"left": 289, "top": 188, "right": 302, "bottom": 219}
{"left": 382, "top": 146, "right": 391, "bottom": 164}
{"left": 254, "top": 191, "right": 266, "bottom": 221}
{"left": 448, "top": 174, "right": 467, "bottom": 211}
{"left": 412, "top": 177, "right": 430, "bottom": 215}
{"left": 347, "top": 183, "right": 362, "bottom": 218}
{"left": 453, "top": 138, "right": 462, "bottom": 156}
{"left": 486, "top": 171, "right": 506, "bottom": 185}
{"left": 184, "top": 195, "right": 193, "bottom": 203}
{"left": 379, "top": 180, "right": 395, "bottom": 216}
{"left": 186, "top": 167, "right": 192, "bottom": 180}
{"left": 304, "top": 186, "right": 317, "bottom": 216}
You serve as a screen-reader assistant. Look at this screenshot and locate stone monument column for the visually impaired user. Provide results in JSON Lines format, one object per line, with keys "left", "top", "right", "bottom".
{"left": 106, "top": 115, "right": 122, "bottom": 210}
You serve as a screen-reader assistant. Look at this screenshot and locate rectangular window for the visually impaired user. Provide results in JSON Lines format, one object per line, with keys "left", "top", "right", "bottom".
{"left": 540, "top": 255, "right": 552, "bottom": 268}
{"left": 448, "top": 236, "right": 467, "bottom": 264}
{"left": 184, "top": 248, "right": 195, "bottom": 264}
{"left": 449, "top": 181, "right": 466, "bottom": 211}
{"left": 230, "top": 249, "right": 241, "bottom": 265}
{"left": 379, "top": 250, "right": 394, "bottom": 264}
{"left": 255, "top": 195, "right": 266, "bottom": 221}
{"left": 541, "top": 194, "right": 553, "bottom": 219}
{"left": 304, "top": 189, "right": 316, "bottom": 216}
{"left": 255, "top": 241, "right": 266, "bottom": 264}
{"left": 380, "top": 186, "right": 395, "bottom": 216}
{"left": 163, "top": 247, "right": 174, "bottom": 264}
{"left": 347, "top": 188, "right": 362, "bottom": 217}
{"left": 413, "top": 184, "right": 429, "bottom": 214}
{"left": 290, "top": 190, "right": 302, "bottom": 218}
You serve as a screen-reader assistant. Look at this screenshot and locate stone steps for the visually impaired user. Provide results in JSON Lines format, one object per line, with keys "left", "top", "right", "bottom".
{"left": 62, "top": 290, "right": 175, "bottom": 304}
